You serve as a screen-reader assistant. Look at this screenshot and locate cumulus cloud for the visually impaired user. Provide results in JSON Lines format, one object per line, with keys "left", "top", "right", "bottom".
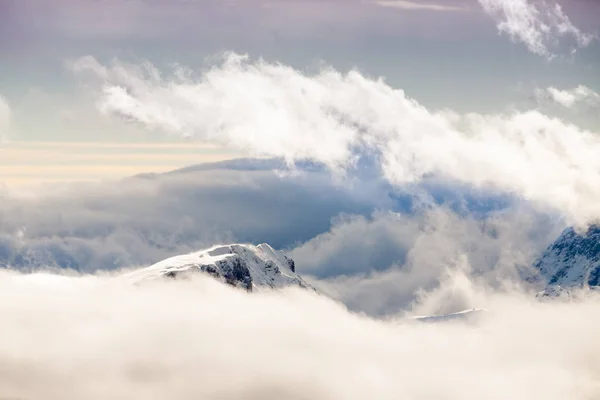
{"left": 534, "top": 85, "right": 600, "bottom": 109}
{"left": 0, "top": 94, "right": 10, "bottom": 142}
{"left": 1, "top": 268, "right": 600, "bottom": 400}
{"left": 478, "top": 0, "right": 596, "bottom": 58}
{"left": 71, "top": 54, "right": 600, "bottom": 226}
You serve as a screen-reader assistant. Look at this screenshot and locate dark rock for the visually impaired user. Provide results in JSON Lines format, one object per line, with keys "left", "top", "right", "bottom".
{"left": 286, "top": 256, "right": 296, "bottom": 273}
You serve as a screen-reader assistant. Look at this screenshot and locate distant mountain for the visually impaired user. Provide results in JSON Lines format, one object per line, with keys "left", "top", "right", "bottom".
{"left": 122, "top": 243, "right": 317, "bottom": 292}
{"left": 133, "top": 157, "right": 329, "bottom": 179}
{"left": 531, "top": 225, "right": 600, "bottom": 289}
{"left": 411, "top": 308, "right": 489, "bottom": 323}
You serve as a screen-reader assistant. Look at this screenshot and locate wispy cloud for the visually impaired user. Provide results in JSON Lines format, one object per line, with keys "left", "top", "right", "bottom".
{"left": 372, "top": 0, "right": 466, "bottom": 12}
{"left": 478, "top": 0, "right": 596, "bottom": 59}
{"left": 534, "top": 85, "right": 600, "bottom": 109}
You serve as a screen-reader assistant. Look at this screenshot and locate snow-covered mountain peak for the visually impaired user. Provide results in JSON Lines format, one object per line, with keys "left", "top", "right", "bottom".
{"left": 122, "top": 243, "right": 313, "bottom": 292}
{"left": 532, "top": 225, "right": 600, "bottom": 289}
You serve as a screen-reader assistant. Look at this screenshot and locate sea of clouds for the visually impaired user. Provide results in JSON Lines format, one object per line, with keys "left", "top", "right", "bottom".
{"left": 1, "top": 269, "right": 600, "bottom": 400}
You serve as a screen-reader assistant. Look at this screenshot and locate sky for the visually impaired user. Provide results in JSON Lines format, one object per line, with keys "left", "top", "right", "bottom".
{"left": 0, "top": 0, "right": 599, "bottom": 184}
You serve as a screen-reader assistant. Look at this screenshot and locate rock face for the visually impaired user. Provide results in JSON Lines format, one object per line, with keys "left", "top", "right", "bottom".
{"left": 123, "top": 243, "right": 315, "bottom": 292}
{"left": 532, "top": 225, "right": 600, "bottom": 289}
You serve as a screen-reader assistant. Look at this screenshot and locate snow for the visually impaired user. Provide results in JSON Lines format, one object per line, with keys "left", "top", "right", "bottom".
{"left": 122, "top": 243, "right": 316, "bottom": 293}
{"left": 411, "top": 308, "right": 489, "bottom": 323}
{"left": 532, "top": 226, "right": 600, "bottom": 289}
{"left": 535, "top": 285, "right": 571, "bottom": 301}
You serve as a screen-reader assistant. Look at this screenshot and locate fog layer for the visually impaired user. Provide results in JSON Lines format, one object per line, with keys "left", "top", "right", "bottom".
{"left": 0, "top": 271, "right": 599, "bottom": 400}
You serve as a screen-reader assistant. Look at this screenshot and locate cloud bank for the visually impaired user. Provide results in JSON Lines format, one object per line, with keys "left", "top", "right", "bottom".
{"left": 1, "top": 269, "right": 600, "bottom": 400}
{"left": 0, "top": 166, "right": 391, "bottom": 272}
{"left": 0, "top": 157, "right": 565, "bottom": 315}
{"left": 72, "top": 53, "right": 600, "bottom": 226}
{"left": 478, "top": 0, "right": 596, "bottom": 58}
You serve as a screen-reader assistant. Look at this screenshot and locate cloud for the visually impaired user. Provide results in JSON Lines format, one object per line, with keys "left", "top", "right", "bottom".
{"left": 0, "top": 165, "right": 395, "bottom": 272}
{"left": 534, "top": 85, "right": 600, "bottom": 109}
{"left": 477, "top": 0, "right": 596, "bottom": 58}
{"left": 0, "top": 94, "right": 10, "bottom": 142}
{"left": 371, "top": 0, "right": 466, "bottom": 12}
{"left": 290, "top": 211, "right": 420, "bottom": 277}
{"left": 0, "top": 154, "right": 565, "bottom": 316}
{"left": 1, "top": 268, "right": 600, "bottom": 399}
{"left": 299, "top": 206, "right": 563, "bottom": 315}
{"left": 72, "top": 54, "right": 600, "bottom": 227}
{"left": 0, "top": 155, "right": 536, "bottom": 275}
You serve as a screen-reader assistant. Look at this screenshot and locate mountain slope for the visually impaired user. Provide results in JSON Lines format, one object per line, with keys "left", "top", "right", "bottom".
{"left": 123, "top": 243, "right": 316, "bottom": 292}
{"left": 532, "top": 225, "right": 600, "bottom": 288}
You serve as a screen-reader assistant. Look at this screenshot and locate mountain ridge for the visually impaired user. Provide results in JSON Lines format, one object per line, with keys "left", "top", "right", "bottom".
{"left": 122, "top": 242, "right": 317, "bottom": 293}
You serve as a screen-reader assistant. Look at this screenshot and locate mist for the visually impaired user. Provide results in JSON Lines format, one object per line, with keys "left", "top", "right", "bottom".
{"left": 1, "top": 269, "right": 599, "bottom": 400}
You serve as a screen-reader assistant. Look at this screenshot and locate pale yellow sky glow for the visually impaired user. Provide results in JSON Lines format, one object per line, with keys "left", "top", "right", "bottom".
{"left": 0, "top": 141, "right": 240, "bottom": 186}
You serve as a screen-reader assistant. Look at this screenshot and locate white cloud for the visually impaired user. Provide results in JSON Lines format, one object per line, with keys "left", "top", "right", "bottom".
{"left": 0, "top": 95, "right": 10, "bottom": 142}
{"left": 301, "top": 206, "right": 562, "bottom": 315}
{"left": 71, "top": 54, "right": 600, "bottom": 227}
{"left": 1, "top": 268, "right": 600, "bottom": 399}
{"left": 478, "top": 0, "right": 596, "bottom": 58}
{"left": 372, "top": 0, "right": 465, "bottom": 12}
{"left": 535, "top": 85, "right": 600, "bottom": 109}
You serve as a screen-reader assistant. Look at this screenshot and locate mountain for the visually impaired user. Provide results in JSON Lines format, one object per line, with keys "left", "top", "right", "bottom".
{"left": 411, "top": 308, "right": 489, "bottom": 323}
{"left": 535, "top": 285, "right": 572, "bottom": 301}
{"left": 531, "top": 225, "right": 600, "bottom": 289}
{"left": 132, "top": 157, "right": 329, "bottom": 180}
{"left": 122, "top": 243, "right": 317, "bottom": 292}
